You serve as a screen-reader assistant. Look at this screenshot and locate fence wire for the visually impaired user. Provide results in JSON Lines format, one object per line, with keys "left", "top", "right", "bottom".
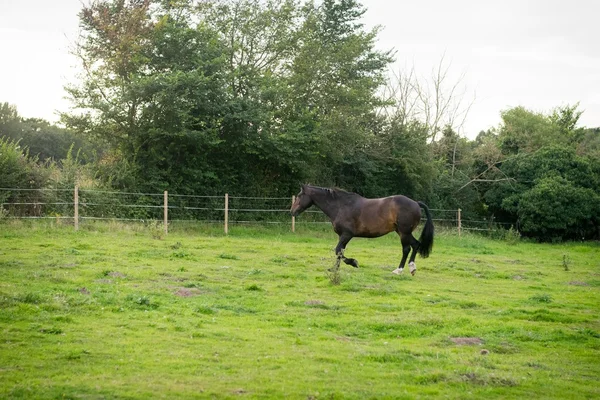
{"left": 0, "top": 188, "right": 512, "bottom": 232}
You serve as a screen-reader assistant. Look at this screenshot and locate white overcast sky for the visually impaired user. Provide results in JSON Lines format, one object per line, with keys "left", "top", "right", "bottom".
{"left": 1, "top": 0, "right": 599, "bottom": 138}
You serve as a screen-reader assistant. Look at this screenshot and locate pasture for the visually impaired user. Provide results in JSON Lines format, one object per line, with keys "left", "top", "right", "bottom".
{"left": 0, "top": 222, "right": 599, "bottom": 399}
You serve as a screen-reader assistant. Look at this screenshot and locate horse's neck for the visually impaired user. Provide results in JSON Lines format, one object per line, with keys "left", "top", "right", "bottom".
{"left": 310, "top": 189, "right": 344, "bottom": 221}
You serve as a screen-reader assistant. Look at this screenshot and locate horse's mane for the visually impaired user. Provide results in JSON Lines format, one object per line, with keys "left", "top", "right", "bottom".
{"left": 305, "top": 185, "right": 360, "bottom": 200}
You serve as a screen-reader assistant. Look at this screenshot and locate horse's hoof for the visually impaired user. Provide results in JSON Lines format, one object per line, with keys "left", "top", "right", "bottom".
{"left": 392, "top": 268, "right": 403, "bottom": 275}
{"left": 409, "top": 262, "right": 416, "bottom": 276}
{"left": 351, "top": 260, "right": 359, "bottom": 268}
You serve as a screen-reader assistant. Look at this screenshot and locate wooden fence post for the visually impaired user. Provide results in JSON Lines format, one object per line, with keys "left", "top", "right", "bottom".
{"left": 164, "top": 190, "right": 168, "bottom": 236}
{"left": 224, "top": 193, "right": 229, "bottom": 235}
{"left": 291, "top": 195, "right": 296, "bottom": 233}
{"left": 457, "top": 208, "right": 462, "bottom": 236}
{"left": 74, "top": 185, "right": 79, "bottom": 231}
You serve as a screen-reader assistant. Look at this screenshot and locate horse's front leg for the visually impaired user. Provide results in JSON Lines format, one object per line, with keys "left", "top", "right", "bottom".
{"left": 334, "top": 234, "right": 358, "bottom": 268}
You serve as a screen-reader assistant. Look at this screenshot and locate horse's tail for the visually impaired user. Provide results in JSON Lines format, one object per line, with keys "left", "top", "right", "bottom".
{"left": 417, "top": 201, "right": 434, "bottom": 258}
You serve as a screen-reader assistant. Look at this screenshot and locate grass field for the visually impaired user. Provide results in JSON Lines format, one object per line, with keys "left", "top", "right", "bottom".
{"left": 0, "top": 221, "right": 599, "bottom": 399}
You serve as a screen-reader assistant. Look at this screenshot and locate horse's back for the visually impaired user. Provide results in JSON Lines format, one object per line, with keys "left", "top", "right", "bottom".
{"left": 334, "top": 194, "right": 422, "bottom": 237}
{"left": 349, "top": 196, "right": 411, "bottom": 237}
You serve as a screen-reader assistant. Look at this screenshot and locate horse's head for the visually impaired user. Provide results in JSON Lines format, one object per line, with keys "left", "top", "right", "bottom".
{"left": 291, "top": 185, "right": 313, "bottom": 217}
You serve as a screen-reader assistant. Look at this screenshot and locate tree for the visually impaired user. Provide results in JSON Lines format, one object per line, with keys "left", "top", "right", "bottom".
{"left": 367, "top": 119, "right": 434, "bottom": 199}
{"left": 195, "top": 0, "right": 312, "bottom": 194}
{"left": 287, "top": 0, "right": 393, "bottom": 189}
{"left": 1, "top": 103, "right": 94, "bottom": 162}
{"left": 549, "top": 103, "right": 584, "bottom": 143}
{"left": 497, "top": 104, "right": 584, "bottom": 155}
{"left": 64, "top": 0, "right": 229, "bottom": 192}
{"left": 0, "top": 102, "right": 21, "bottom": 134}
{"left": 577, "top": 127, "right": 600, "bottom": 158}
{"left": 64, "top": 0, "right": 393, "bottom": 196}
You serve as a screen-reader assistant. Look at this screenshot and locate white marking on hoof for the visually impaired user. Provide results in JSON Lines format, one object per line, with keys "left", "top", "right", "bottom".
{"left": 409, "top": 262, "right": 416, "bottom": 276}
{"left": 392, "top": 268, "right": 403, "bottom": 275}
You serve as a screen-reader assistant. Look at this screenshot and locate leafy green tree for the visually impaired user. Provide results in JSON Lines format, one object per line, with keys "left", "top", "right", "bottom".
{"left": 0, "top": 103, "right": 21, "bottom": 135}
{"left": 497, "top": 104, "right": 584, "bottom": 155}
{"left": 287, "top": 0, "right": 393, "bottom": 189}
{"left": 1, "top": 103, "right": 94, "bottom": 162}
{"left": 549, "top": 103, "right": 584, "bottom": 143}
{"left": 64, "top": 0, "right": 393, "bottom": 196}
{"left": 64, "top": 0, "right": 229, "bottom": 192}
{"left": 195, "top": 0, "right": 312, "bottom": 195}
{"left": 498, "top": 106, "right": 560, "bottom": 154}
{"left": 577, "top": 127, "right": 600, "bottom": 158}
{"left": 16, "top": 118, "right": 94, "bottom": 162}
{"left": 362, "top": 119, "right": 433, "bottom": 199}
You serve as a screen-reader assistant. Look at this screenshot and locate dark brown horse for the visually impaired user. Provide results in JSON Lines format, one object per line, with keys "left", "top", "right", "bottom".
{"left": 291, "top": 185, "right": 434, "bottom": 275}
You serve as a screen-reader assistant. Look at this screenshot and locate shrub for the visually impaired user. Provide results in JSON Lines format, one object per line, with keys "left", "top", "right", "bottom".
{"left": 517, "top": 176, "right": 599, "bottom": 241}
{"left": 0, "top": 137, "right": 47, "bottom": 189}
{"left": 0, "top": 137, "right": 49, "bottom": 216}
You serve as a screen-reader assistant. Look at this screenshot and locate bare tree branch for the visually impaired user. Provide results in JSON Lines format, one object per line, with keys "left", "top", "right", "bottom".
{"left": 457, "top": 178, "right": 516, "bottom": 192}
{"left": 383, "top": 56, "right": 476, "bottom": 140}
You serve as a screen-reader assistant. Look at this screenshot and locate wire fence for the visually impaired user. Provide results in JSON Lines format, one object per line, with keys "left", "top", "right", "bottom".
{"left": 0, "top": 187, "right": 513, "bottom": 234}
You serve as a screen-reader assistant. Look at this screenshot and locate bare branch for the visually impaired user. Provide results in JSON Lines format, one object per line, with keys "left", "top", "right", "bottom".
{"left": 457, "top": 178, "right": 516, "bottom": 192}
{"left": 384, "top": 56, "right": 475, "bottom": 141}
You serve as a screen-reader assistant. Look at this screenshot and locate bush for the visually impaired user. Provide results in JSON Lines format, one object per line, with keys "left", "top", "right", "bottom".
{"left": 0, "top": 137, "right": 47, "bottom": 190}
{"left": 517, "top": 176, "right": 599, "bottom": 241}
{"left": 0, "top": 137, "right": 49, "bottom": 216}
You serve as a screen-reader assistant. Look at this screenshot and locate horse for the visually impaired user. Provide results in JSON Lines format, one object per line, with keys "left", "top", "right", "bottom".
{"left": 290, "top": 184, "right": 434, "bottom": 275}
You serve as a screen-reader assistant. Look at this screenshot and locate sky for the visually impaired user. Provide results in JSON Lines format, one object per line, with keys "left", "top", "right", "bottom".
{"left": 1, "top": 0, "right": 599, "bottom": 139}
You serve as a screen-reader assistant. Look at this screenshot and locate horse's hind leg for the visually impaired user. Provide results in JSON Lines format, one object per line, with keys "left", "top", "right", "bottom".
{"left": 393, "top": 233, "right": 421, "bottom": 275}
{"left": 407, "top": 234, "right": 421, "bottom": 275}
{"left": 392, "top": 233, "right": 412, "bottom": 275}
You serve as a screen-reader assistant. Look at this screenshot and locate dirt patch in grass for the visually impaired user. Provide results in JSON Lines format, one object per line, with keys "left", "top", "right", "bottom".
{"left": 159, "top": 272, "right": 188, "bottom": 282}
{"left": 450, "top": 337, "right": 483, "bottom": 345}
{"left": 489, "top": 341, "right": 520, "bottom": 354}
{"left": 461, "top": 372, "right": 518, "bottom": 387}
{"left": 108, "top": 271, "right": 126, "bottom": 278}
{"left": 79, "top": 287, "right": 91, "bottom": 295}
{"left": 174, "top": 288, "right": 202, "bottom": 297}
{"left": 304, "top": 300, "right": 324, "bottom": 306}
{"left": 568, "top": 281, "right": 589, "bottom": 286}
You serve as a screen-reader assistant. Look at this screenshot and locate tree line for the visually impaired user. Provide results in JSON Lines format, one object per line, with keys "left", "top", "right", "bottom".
{"left": 1, "top": 0, "right": 599, "bottom": 241}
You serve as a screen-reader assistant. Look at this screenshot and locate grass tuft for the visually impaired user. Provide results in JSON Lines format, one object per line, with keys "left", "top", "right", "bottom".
{"left": 529, "top": 294, "right": 553, "bottom": 303}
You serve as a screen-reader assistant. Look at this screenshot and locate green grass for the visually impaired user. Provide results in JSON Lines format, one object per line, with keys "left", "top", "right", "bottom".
{"left": 0, "top": 220, "right": 599, "bottom": 399}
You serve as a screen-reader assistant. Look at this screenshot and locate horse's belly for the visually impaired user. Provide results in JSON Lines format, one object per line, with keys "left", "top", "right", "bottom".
{"left": 356, "top": 217, "right": 396, "bottom": 238}
{"left": 359, "top": 229, "right": 391, "bottom": 238}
